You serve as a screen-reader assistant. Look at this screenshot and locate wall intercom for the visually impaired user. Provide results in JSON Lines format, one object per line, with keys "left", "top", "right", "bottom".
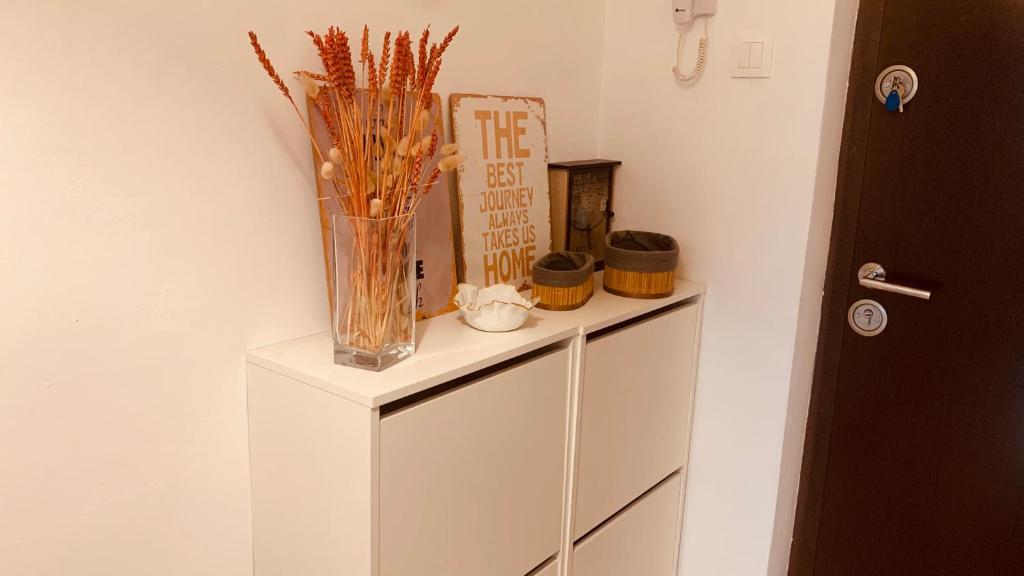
{"left": 672, "top": 0, "right": 718, "bottom": 83}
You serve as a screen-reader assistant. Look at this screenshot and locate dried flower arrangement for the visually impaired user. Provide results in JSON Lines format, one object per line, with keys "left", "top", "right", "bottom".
{"left": 248, "top": 25, "right": 464, "bottom": 370}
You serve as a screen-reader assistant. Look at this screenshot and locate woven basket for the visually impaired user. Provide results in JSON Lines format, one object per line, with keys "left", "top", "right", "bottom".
{"left": 532, "top": 252, "right": 595, "bottom": 311}
{"left": 603, "top": 231, "right": 678, "bottom": 299}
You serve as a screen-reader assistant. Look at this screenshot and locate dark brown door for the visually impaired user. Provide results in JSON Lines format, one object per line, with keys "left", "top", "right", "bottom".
{"left": 792, "top": 1, "right": 1024, "bottom": 575}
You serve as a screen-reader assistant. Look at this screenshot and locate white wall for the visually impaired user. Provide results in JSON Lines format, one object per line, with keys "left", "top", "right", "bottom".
{"left": 3, "top": 1, "right": 860, "bottom": 574}
{"left": 597, "top": 1, "right": 853, "bottom": 574}
{"left": 0, "top": 2, "right": 605, "bottom": 575}
{"left": 768, "top": 1, "right": 859, "bottom": 573}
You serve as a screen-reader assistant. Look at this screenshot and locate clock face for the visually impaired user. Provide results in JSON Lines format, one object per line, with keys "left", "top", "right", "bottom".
{"left": 569, "top": 169, "right": 612, "bottom": 257}
{"left": 570, "top": 170, "right": 610, "bottom": 231}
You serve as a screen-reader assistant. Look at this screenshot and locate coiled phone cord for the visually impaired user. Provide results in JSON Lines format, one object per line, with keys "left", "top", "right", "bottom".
{"left": 672, "top": 18, "right": 708, "bottom": 83}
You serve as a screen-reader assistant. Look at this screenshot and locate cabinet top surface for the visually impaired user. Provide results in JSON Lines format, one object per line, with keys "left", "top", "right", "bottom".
{"left": 246, "top": 275, "right": 704, "bottom": 408}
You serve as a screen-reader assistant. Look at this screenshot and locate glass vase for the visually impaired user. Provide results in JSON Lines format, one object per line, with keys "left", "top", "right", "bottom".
{"left": 330, "top": 211, "right": 416, "bottom": 371}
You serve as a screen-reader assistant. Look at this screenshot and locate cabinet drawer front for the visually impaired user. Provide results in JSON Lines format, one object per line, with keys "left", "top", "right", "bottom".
{"left": 380, "top": 347, "right": 570, "bottom": 576}
{"left": 530, "top": 558, "right": 559, "bottom": 576}
{"left": 574, "top": 305, "right": 698, "bottom": 538}
{"left": 572, "top": 473, "right": 683, "bottom": 576}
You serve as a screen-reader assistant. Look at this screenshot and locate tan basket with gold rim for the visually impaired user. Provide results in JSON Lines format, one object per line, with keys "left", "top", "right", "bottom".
{"left": 532, "top": 252, "right": 595, "bottom": 311}
{"left": 603, "top": 231, "right": 678, "bottom": 299}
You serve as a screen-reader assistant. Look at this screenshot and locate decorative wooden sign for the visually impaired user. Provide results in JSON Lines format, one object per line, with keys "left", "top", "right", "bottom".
{"left": 309, "top": 92, "right": 459, "bottom": 320}
{"left": 450, "top": 94, "right": 550, "bottom": 291}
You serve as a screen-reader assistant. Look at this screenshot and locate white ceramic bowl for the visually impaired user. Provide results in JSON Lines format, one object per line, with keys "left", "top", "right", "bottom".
{"left": 453, "top": 283, "right": 537, "bottom": 332}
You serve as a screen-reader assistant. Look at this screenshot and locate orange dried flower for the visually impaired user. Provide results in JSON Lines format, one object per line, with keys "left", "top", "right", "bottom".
{"left": 294, "top": 70, "right": 329, "bottom": 82}
{"left": 325, "top": 27, "right": 355, "bottom": 103}
{"left": 316, "top": 90, "right": 341, "bottom": 149}
{"left": 389, "top": 32, "right": 412, "bottom": 97}
{"left": 248, "top": 31, "right": 292, "bottom": 101}
{"left": 438, "top": 26, "right": 459, "bottom": 56}
{"left": 361, "top": 26, "right": 379, "bottom": 96}
{"left": 422, "top": 166, "right": 441, "bottom": 195}
{"left": 416, "top": 27, "right": 430, "bottom": 90}
{"left": 249, "top": 24, "right": 458, "bottom": 220}
{"left": 426, "top": 132, "right": 439, "bottom": 158}
{"left": 378, "top": 31, "right": 392, "bottom": 90}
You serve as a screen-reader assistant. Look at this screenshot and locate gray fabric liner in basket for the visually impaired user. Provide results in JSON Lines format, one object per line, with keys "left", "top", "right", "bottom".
{"left": 533, "top": 252, "right": 595, "bottom": 287}
{"left": 604, "top": 231, "right": 679, "bottom": 273}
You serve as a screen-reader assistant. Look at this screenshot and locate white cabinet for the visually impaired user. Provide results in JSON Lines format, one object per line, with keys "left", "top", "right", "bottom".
{"left": 247, "top": 366, "right": 374, "bottom": 576}
{"left": 532, "top": 558, "right": 560, "bottom": 576}
{"left": 573, "top": 305, "right": 699, "bottom": 538}
{"left": 379, "top": 348, "right": 569, "bottom": 576}
{"left": 572, "top": 473, "right": 683, "bottom": 576}
{"left": 247, "top": 275, "right": 704, "bottom": 576}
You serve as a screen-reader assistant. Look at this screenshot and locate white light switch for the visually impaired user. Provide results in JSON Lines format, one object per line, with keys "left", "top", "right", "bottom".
{"left": 749, "top": 42, "right": 764, "bottom": 68}
{"left": 737, "top": 43, "right": 751, "bottom": 68}
{"left": 731, "top": 36, "right": 773, "bottom": 78}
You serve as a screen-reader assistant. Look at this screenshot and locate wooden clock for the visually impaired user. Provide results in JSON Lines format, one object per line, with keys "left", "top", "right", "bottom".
{"left": 548, "top": 159, "right": 622, "bottom": 269}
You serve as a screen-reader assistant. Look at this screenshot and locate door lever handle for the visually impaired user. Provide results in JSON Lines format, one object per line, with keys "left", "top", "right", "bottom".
{"left": 858, "top": 263, "right": 931, "bottom": 300}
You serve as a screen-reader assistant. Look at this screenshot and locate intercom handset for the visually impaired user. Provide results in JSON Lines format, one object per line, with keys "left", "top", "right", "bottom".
{"left": 672, "top": 0, "right": 718, "bottom": 83}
